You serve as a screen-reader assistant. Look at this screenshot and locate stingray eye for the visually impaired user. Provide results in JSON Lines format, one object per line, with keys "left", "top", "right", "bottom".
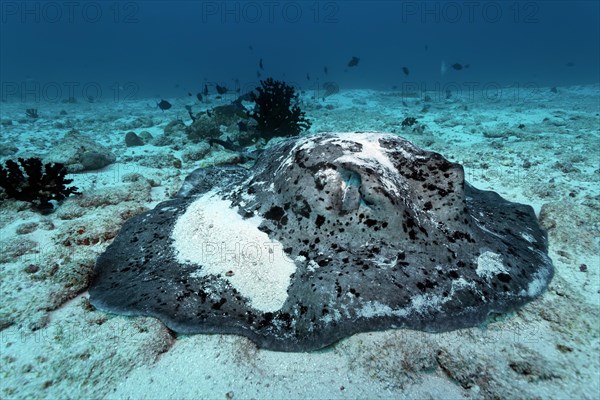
{"left": 340, "top": 184, "right": 361, "bottom": 214}
{"left": 339, "top": 170, "right": 362, "bottom": 214}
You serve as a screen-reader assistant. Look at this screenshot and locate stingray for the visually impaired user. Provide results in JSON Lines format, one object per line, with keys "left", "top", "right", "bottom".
{"left": 89, "top": 132, "right": 553, "bottom": 352}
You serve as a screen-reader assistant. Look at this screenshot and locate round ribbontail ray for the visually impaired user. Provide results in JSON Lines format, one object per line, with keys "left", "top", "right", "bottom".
{"left": 89, "top": 132, "right": 553, "bottom": 352}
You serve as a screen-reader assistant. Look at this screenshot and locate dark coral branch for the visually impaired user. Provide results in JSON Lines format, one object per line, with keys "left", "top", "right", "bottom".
{"left": 0, "top": 157, "right": 80, "bottom": 213}
{"left": 248, "top": 78, "right": 311, "bottom": 141}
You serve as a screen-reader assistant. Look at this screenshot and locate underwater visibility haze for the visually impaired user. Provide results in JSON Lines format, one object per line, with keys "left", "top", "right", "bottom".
{"left": 0, "top": 1, "right": 599, "bottom": 399}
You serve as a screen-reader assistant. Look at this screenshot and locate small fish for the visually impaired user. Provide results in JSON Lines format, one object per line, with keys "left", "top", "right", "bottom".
{"left": 157, "top": 99, "right": 171, "bottom": 110}
{"left": 203, "top": 84, "right": 209, "bottom": 96}
{"left": 424, "top": 44, "right": 428, "bottom": 51}
{"left": 402, "top": 66, "right": 410, "bottom": 76}
{"left": 237, "top": 121, "right": 248, "bottom": 132}
{"left": 257, "top": 70, "right": 262, "bottom": 78}
{"left": 306, "top": 73, "right": 310, "bottom": 80}
{"left": 188, "top": 92, "right": 192, "bottom": 96}
{"left": 216, "top": 84, "right": 228, "bottom": 95}
{"left": 348, "top": 56, "right": 360, "bottom": 67}
{"left": 184, "top": 105, "right": 196, "bottom": 121}
{"left": 324, "top": 66, "right": 328, "bottom": 75}
{"left": 451, "top": 63, "right": 470, "bottom": 70}
{"left": 565, "top": 62, "right": 575, "bottom": 67}
{"left": 259, "top": 58, "right": 264, "bottom": 69}
{"left": 249, "top": 45, "right": 253, "bottom": 50}
{"left": 196, "top": 92, "right": 202, "bottom": 101}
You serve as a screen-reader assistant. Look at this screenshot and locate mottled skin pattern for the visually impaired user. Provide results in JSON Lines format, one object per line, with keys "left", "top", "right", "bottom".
{"left": 90, "top": 133, "right": 553, "bottom": 352}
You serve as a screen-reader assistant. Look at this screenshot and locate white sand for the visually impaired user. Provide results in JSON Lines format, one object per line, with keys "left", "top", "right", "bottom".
{"left": 0, "top": 85, "right": 599, "bottom": 399}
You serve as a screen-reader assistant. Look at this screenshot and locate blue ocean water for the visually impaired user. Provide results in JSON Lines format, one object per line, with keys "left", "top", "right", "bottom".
{"left": 1, "top": 2, "right": 600, "bottom": 399}
{"left": 1, "top": 1, "right": 599, "bottom": 101}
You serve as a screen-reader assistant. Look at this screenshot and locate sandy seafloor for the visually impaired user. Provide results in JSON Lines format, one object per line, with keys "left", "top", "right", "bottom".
{"left": 0, "top": 84, "right": 598, "bottom": 400}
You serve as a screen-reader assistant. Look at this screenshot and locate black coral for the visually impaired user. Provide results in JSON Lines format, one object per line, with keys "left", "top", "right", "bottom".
{"left": 0, "top": 157, "right": 80, "bottom": 213}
